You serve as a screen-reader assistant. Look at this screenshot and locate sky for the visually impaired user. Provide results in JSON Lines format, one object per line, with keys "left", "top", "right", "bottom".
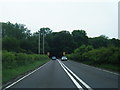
{"left": 0, "top": 0, "right": 119, "bottom": 39}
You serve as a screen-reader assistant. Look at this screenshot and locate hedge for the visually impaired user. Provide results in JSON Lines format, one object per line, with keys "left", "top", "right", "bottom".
{"left": 2, "top": 51, "right": 49, "bottom": 69}
{"left": 67, "top": 46, "right": 120, "bottom": 65}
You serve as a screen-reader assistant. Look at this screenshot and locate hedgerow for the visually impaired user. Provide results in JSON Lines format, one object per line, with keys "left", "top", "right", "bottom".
{"left": 67, "top": 45, "right": 120, "bottom": 65}
{"left": 2, "top": 51, "right": 49, "bottom": 69}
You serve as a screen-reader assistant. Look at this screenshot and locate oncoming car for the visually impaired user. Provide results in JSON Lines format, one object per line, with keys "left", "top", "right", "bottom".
{"left": 61, "top": 56, "right": 67, "bottom": 61}
{"left": 51, "top": 56, "right": 56, "bottom": 60}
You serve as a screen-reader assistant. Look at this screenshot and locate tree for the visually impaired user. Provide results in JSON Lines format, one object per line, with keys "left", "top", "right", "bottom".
{"left": 40, "top": 27, "right": 52, "bottom": 35}
{"left": 88, "top": 35, "right": 109, "bottom": 48}
{"left": 72, "top": 30, "right": 88, "bottom": 48}
{"left": 38, "top": 28, "right": 52, "bottom": 54}
{"left": 2, "top": 22, "right": 31, "bottom": 39}
{"left": 109, "top": 38, "right": 120, "bottom": 47}
{"left": 2, "top": 37, "right": 20, "bottom": 52}
{"left": 46, "top": 31, "right": 75, "bottom": 57}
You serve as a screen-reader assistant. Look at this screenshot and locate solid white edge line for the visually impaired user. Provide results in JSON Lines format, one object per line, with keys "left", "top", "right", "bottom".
{"left": 3, "top": 60, "right": 51, "bottom": 90}
{"left": 60, "top": 61, "right": 93, "bottom": 90}
{"left": 58, "top": 60, "right": 83, "bottom": 90}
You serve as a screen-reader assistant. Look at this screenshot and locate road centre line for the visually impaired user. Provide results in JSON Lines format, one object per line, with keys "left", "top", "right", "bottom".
{"left": 60, "top": 61, "right": 93, "bottom": 90}
{"left": 58, "top": 60, "right": 83, "bottom": 90}
{"left": 3, "top": 61, "right": 51, "bottom": 90}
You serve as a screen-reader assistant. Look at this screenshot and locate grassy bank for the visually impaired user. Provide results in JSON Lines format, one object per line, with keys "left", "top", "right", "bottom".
{"left": 3, "top": 59, "right": 49, "bottom": 84}
{"left": 2, "top": 51, "right": 50, "bottom": 84}
{"left": 69, "top": 59, "right": 119, "bottom": 73}
{"left": 82, "top": 61, "right": 119, "bottom": 72}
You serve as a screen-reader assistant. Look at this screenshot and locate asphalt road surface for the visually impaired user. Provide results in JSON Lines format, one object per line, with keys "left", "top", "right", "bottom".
{"left": 4, "top": 60, "right": 119, "bottom": 90}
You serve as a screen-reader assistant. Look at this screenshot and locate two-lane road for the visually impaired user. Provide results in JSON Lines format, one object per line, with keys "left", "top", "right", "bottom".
{"left": 4, "top": 60, "right": 119, "bottom": 89}
{"left": 62, "top": 60, "right": 119, "bottom": 89}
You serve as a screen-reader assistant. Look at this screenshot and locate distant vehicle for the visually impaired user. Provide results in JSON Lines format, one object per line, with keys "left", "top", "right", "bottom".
{"left": 61, "top": 56, "right": 67, "bottom": 61}
{"left": 51, "top": 56, "right": 56, "bottom": 60}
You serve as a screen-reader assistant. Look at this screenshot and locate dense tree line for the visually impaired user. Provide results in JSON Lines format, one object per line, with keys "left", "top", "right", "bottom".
{"left": 2, "top": 22, "right": 120, "bottom": 57}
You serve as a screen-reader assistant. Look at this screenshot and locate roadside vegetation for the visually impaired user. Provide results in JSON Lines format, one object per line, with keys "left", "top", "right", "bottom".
{"left": 67, "top": 45, "right": 120, "bottom": 72}
{"left": 2, "top": 22, "right": 120, "bottom": 57}
{"left": 2, "top": 51, "right": 49, "bottom": 83}
{"left": 1, "top": 21, "right": 120, "bottom": 84}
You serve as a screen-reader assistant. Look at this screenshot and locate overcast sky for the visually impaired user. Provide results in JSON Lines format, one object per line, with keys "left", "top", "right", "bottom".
{"left": 0, "top": 0, "right": 119, "bottom": 39}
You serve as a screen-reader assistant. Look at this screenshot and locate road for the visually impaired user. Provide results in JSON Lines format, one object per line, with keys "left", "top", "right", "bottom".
{"left": 4, "top": 60, "right": 119, "bottom": 90}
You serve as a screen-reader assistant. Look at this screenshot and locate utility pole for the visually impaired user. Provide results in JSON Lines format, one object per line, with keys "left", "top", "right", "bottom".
{"left": 38, "top": 30, "right": 40, "bottom": 54}
{"left": 43, "top": 30, "right": 44, "bottom": 54}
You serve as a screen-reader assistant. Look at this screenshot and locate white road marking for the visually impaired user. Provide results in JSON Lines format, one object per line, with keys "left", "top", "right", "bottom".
{"left": 58, "top": 60, "right": 83, "bottom": 90}
{"left": 3, "top": 61, "right": 51, "bottom": 90}
{"left": 60, "top": 61, "right": 93, "bottom": 90}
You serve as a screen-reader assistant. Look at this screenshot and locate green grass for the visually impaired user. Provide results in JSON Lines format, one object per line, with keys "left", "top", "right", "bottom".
{"left": 94, "top": 64, "right": 119, "bottom": 72}
{"left": 70, "top": 60, "right": 119, "bottom": 73}
{"left": 2, "top": 59, "right": 49, "bottom": 84}
{"left": 81, "top": 61, "right": 119, "bottom": 73}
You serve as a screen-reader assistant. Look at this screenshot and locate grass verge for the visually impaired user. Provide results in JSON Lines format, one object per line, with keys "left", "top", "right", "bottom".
{"left": 71, "top": 60, "right": 119, "bottom": 73}
{"left": 82, "top": 61, "right": 119, "bottom": 72}
{"left": 93, "top": 64, "right": 119, "bottom": 72}
{"left": 2, "top": 59, "right": 49, "bottom": 84}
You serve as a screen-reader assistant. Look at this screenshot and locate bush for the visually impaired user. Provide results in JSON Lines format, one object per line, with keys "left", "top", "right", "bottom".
{"left": 68, "top": 46, "right": 120, "bottom": 65}
{"left": 67, "top": 45, "right": 93, "bottom": 61}
{"left": 15, "top": 53, "right": 28, "bottom": 66}
{"left": 74, "top": 45, "right": 93, "bottom": 54}
{"left": 2, "top": 51, "right": 49, "bottom": 69}
{"left": 83, "top": 47, "right": 120, "bottom": 65}
{"left": 2, "top": 51, "right": 16, "bottom": 68}
{"left": 2, "top": 37, "right": 20, "bottom": 52}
